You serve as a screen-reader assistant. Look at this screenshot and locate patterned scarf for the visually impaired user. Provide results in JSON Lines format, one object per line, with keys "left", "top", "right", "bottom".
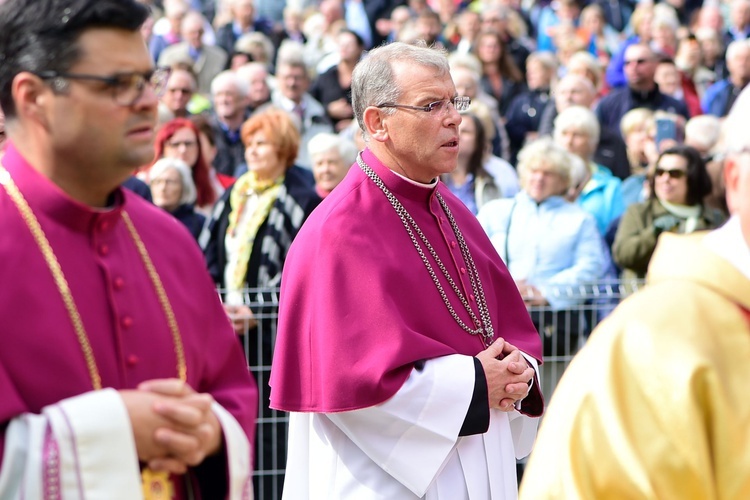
{"left": 227, "top": 171, "right": 284, "bottom": 291}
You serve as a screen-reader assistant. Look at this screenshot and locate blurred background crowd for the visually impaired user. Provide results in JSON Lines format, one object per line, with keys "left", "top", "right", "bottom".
{"left": 96, "top": 0, "right": 740, "bottom": 310}
{"left": 0, "top": 0, "right": 740, "bottom": 492}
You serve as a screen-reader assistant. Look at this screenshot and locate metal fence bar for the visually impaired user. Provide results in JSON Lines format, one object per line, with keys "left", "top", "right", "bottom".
{"left": 221, "top": 279, "right": 645, "bottom": 500}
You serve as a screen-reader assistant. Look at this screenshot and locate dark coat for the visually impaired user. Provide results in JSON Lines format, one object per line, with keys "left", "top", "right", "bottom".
{"left": 171, "top": 203, "right": 206, "bottom": 240}
{"left": 203, "top": 165, "right": 320, "bottom": 290}
{"left": 595, "top": 86, "right": 690, "bottom": 138}
{"left": 612, "top": 198, "right": 725, "bottom": 280}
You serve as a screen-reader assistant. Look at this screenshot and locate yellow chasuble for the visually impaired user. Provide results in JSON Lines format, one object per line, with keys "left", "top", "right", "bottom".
{"left": 520, "top": 232, "right": 750, "bottom": 499}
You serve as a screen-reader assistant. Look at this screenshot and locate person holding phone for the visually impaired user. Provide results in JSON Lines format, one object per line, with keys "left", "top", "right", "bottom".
{"left": 654, "top": 115, "right": 685, "bottom": 151}
{"left": 612, "top": 144, "right": 725, "bottom": 280}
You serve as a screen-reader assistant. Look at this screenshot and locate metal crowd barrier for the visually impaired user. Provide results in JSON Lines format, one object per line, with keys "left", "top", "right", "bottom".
{"left": 222, "top": 279, "right": 645, "bottom": 500}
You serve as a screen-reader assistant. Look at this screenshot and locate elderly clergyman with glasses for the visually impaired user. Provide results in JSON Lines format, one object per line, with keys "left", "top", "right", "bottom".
{"left": 0, "top": 0, "right": 258, "bottom": 498}
{"left": 270, "top": 42, "right": 544, "bottom": 499}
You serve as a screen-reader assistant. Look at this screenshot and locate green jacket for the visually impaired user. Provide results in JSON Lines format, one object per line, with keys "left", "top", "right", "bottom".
{"left": 612, "top": 198, "right": 725, "bottom": 280}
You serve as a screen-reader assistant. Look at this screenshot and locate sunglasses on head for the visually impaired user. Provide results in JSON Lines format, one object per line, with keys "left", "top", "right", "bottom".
{"left": 654, "top": 168, "right": 687, "bottom": 179}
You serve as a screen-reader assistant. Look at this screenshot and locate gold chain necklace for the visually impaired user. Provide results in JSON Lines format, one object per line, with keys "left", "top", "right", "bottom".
{"left": 357, "top": 155, "right": 495, "bottom": 348}
{"left": 0, "top": 164, "right": 184, "bottom": 500}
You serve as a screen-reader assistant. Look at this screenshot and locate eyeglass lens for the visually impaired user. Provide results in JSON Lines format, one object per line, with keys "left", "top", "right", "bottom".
{"left": 114, "top": 69, "right": 170, "bottom": 105}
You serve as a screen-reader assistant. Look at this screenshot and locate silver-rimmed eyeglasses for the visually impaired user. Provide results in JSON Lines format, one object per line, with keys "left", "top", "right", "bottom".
{"left": 35, "top": 67, "right": 171, "bottom": 106}
{"left": 376, "top": 96, "right": 471, "bottom": 115}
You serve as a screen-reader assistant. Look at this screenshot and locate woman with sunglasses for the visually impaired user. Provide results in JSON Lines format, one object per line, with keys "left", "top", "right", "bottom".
{"left": 612, "top": 144, "right": 725, "bottom": 280}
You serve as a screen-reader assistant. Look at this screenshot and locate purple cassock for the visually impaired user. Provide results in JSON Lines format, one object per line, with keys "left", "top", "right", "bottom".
{"left": 270, "top": 148, "right": 544, "bottom": 415}
{"left": 0, "top": 144, "right": 257, "bottom": 495}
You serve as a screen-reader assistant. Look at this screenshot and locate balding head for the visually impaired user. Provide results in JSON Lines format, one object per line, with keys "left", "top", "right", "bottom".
{"left": 554, "top": 73, "right": 596, "bottom": 112}
{"left": 624, "top": 43, "right": 658, "bottom": 91}
{"left": 181, "top": 11, "right": 205, "bottom": 48}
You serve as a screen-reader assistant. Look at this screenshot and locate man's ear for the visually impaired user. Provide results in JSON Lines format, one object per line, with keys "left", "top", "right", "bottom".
{"left": 723, "top": 156, "right": 740, "bottom": 215}
{"left": 12, "top": 72, "right": 52, "bottom": 127}
{"left": 362, "top": 106, "right": 388, "bottom": 143}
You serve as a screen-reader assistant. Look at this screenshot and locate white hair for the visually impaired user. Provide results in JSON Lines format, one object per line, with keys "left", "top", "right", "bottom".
{"left": 553, "top": 105, "right": 600, "bottom": 152}
{"left": 566, "top": 154, "right": 589, "bottom": 198}
{"left": 726, "top": 39, "right": 750, "bottom": 62}
{"left": 149, "top": 157, "right": 197, "bottom": 206}
{"left": 210, "top": 70, "right": 249, "bottom": 97}
{"left": 307, "top": 133, "right": 358, "bottom": 166}
{"left": 723, "top": 85, "right": 750, "bottom": 152}
{"left": 685, "top": 115, "right": 722, "bottom": 152}
{"left": 236, "top": 62, "right": 269, "bottom": 83}
{"left": 517, "top": 137, "right": 575, "bottom": 191}
{"left": 448, "top": 52, "right": 483, "bottom": 78}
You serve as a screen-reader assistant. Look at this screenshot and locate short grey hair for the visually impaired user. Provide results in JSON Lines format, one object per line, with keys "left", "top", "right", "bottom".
{"left": 448, "top": 52, "right": 483, "bottom": 77}
{"left": 277, "top": 39, "right": 307, "bottom": 68}
{"left": 723, "top": 85, "right": 750, "bottom": 152}
{"left": 554, "top": 73, "right": 596, "bottom": 100}
{"left": 685, "top": 115, "right": 722, "bottom": 152}
{"left": 517, "top": 137, "right": 575, "bottom": 191}
{"left": 726, "top": 39, "right": 750, "bottom": 62}
{"left": 308, "top": 132, "right": 359, "bottom": 166}
{"left": 567, "top": 153, "right": 589, "bottom": 192}
{"left": 149, "top": 157, "right": 197, "bottom": 206}
{"left": 351, "top": 41, "right": 450, "bottom": 138}
{"left": 236, "top": 61, "right": 269, "bottom": 83}
{"left": 210, "top": 70, "right": 249, "bottom": 97}
{"left": 553, "top": 105, "right": 600, "bottom": 153}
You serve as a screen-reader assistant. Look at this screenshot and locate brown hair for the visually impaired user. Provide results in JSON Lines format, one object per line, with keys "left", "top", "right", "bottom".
{"left": 474, "top": 29, "right": 523, "bottom": 83}
{"left": 240, "top": 108, "right": 300, "bottom": 169}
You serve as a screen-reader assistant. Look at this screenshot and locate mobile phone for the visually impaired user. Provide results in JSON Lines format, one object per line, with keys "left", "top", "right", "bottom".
{"left": 654, "top": 118, "right": 682, "bottom": 149}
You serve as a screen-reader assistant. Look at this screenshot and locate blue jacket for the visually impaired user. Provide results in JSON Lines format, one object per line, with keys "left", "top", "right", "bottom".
{"left": 701, "top": 79, "right": 745, "bottom": 117}
{"left": 578, "top": 164, "right": 626, "bottom": 236}
{"left": 478, "top": 192, "right": 607, "bottom": 310}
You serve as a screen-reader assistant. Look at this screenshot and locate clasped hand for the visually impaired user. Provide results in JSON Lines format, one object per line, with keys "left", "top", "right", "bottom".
{"left": 223, "top": 303, "right": 257, "bottom": 335}
{"left": 476, "top": 338, "right": 535, "bottom": 412}
{"left": 120, "top": 379, "right": 223, "bottom": 474}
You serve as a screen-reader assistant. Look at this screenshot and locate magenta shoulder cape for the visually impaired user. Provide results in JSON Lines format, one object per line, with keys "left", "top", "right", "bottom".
{"left": 0, "top": 143, "right": 257, "bottom": 466}
{"left": 269, "top": 148, "right": 542, "bottom": 413}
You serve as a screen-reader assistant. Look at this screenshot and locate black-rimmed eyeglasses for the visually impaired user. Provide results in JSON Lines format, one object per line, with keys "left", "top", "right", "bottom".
{"left": 376, "top": 96, "right": 471, "bottom": 115}
{"left": 35, "top": 67, "right": 171, "bottom": 106}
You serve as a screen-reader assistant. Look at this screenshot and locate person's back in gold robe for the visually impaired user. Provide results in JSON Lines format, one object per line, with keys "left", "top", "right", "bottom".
{"left": 520, "top": 231, "right": 750, "bottom": 499}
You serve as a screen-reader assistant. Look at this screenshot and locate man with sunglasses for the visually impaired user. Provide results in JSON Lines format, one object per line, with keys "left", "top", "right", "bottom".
{"left": 270, "top": 42, "right": 544, "bottom": 499}
{"left": 596, "top": 43, "right": 690, "bottom": 139}
{"left": 0, "top": 0, "right": 257, "bottom": 498}
{"left": 521, "top": 87, "right": 750, "bottom": 499}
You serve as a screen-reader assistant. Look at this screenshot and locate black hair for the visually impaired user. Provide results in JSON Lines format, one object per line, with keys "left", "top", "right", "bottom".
{"left": 0, "top": 0, "right": 149, "bottom": 117}
{"left": 650, "top": 144, "right": 713, "bottom": 206}
{"left": 339, "top": 29, "right": 365, "bottom": 49}
{"left": 464, "top": 112, "right": 488, "bottom": 177}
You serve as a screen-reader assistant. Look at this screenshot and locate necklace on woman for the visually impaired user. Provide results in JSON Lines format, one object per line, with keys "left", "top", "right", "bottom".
{"left": 0, "top": 164, "right": 185, "bottom": 500}
{"left": 357, "top": 155, "right": 495, "bottom": 348}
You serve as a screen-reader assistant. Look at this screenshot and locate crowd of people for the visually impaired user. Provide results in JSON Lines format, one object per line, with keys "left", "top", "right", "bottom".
{"left": 125, "top": 0, "right": 739, "bottom": 316}
{"left": 2, "top": 0, "right": 747, "bottom": 497}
